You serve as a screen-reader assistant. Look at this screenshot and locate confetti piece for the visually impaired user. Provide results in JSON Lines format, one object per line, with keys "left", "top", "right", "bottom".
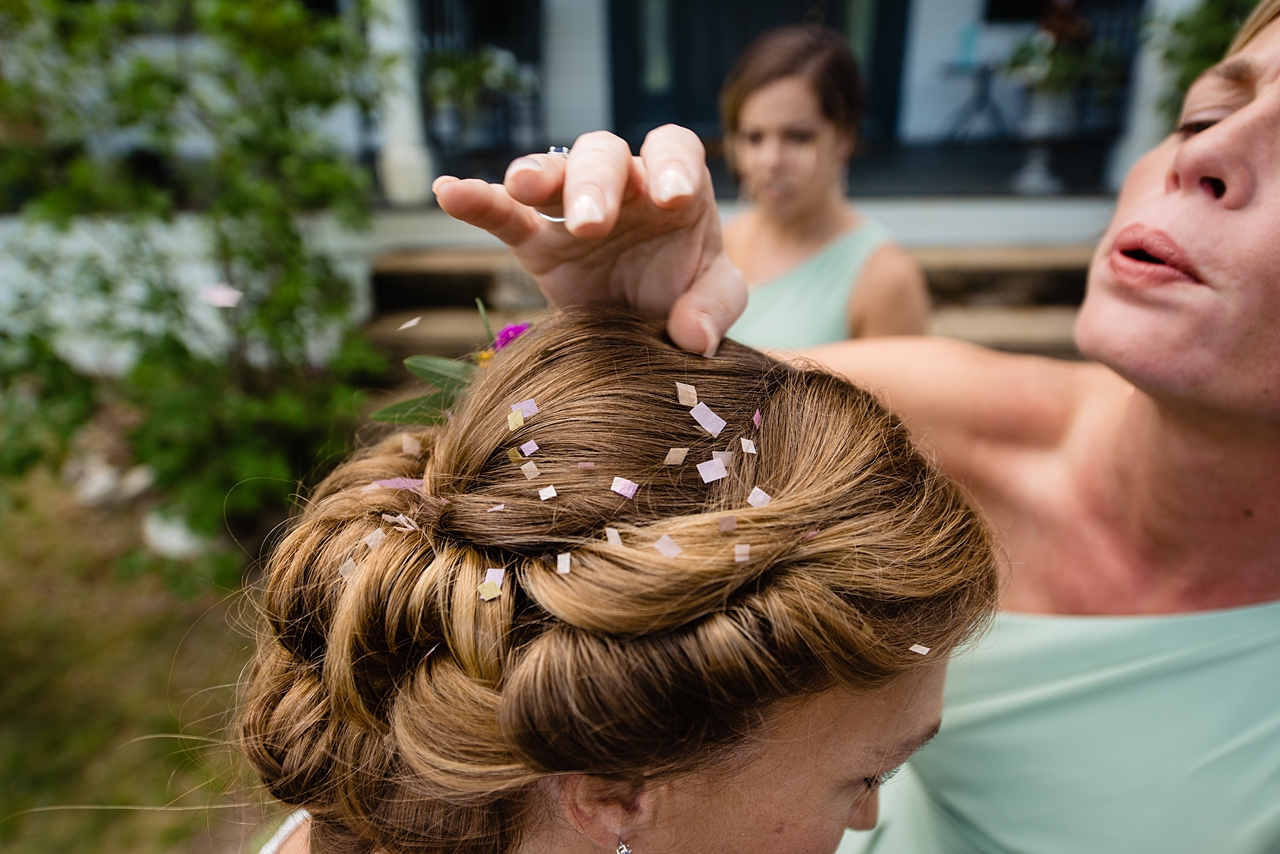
{"left": 374, "top": 477, "right": 423, "bottom": 490}
{"left": 539, "top": 485, "right": 558, "bottom": 500}
{"left": 520, "top": 440, "right": 539, "bottom": 456}
{"left": 740, "top": 438, "right": 757, "bottom": 455}
{"left": 557, "top": 553, "right": 571, "bottom": 574}
{"left": 507, "top": 447, "right": 522, "bottom": 465}
{"left": 605, "top": 527, "right": 622, "bottom": 545}
{"left": 611, "top": 477, "right": 639, "bottom": 498}
{"left": 487, "top": 504, "right": 505, "bottom": 512}
{"left": 718, "top": 515, "right": 737, "bottom": 532}
{"left": 508, "top": 409, "right": 524, "bottom": 431}
{"left": 747, "top": 487, "right": 772, "bottom": 507}
{"left": 521, "top": 461, "right": 540, "bottom": 480}
{"left": 753, "top": 409, "right": 762, "bottom": 429}
{"left": 696, "top": 458, "right": 728, "bottom": 483}
{"left": 578, "top": 461, "right": 595, "bottom": 470}
{"left": 690, "top": 402, "right": 727, "bottom": 437}
{"left": 485, "top": 567, "right": 506, "bottom": 587}
{"left": 654, "top": 535, "right": 683, "bottom": 558}
{"left": 713, "top": 450, "right": 734, "bottom": 466}
{"left": 365, "top": 529, "right": 386, "bottom": 550}
{"left": 663, "top": 447, "right": 689, "bottom": 465}
{"left": 478, "top": 581, "right": 502, "bottom": 601}
{"left": 676, "top": 382, "right": 698, "bottom": 407}
{"left": 382, "top": 513, "right": 417, "bottom": 532}
{"left": 361, "top": 482, "right": 383, "bottom": 492}
{"left": 512, "top": 399, "right": 539, "bottom": 418}
{"left": 734, "top": 543, "right": 751, "bottom": 562}
{"left": 398, "top": 315, "right": 422, "bottom": 330}
{"left": 909, "top": 644, "right": 931, "bottom": 656}
{"left": 339, "top": 558, "right": 358, "bottom": 578}
{"left": 198, "top": 283, "right": 242, "bottom": 307}
{"left": 402, "top": 435, "right": 421, "bottom": 455}
{"left": 805, "top": 528, "right": 821, "bottom": 539}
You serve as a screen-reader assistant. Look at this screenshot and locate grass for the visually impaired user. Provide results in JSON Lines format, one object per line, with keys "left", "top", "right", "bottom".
{"left": 0, "top": 470, "right": 282, "bottom": 852}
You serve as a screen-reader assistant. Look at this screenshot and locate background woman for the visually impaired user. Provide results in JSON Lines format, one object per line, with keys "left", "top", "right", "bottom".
{"left": 242, "top": 311, "right": 998, "bottom": 853}
{"left": 433, "top": 1, "right": 1280, "bottom": 850}
{"left": 720, "top": 26, "right": 929, "bottom": 349}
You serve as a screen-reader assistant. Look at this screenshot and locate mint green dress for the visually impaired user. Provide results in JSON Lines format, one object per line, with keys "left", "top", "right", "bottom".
{"left": 839, "top": 601, "right": 1280, "bottom": 854}
{"left": 726, "top": 221, "right": 891, "bottom": 351}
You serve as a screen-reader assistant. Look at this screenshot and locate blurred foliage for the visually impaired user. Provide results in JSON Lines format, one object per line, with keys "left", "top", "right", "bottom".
{"left": 1158, "top": 0, "right": 1258, "bottom": 126}
{"left": 0, "top": 0, "right": 390, "bottom": 589}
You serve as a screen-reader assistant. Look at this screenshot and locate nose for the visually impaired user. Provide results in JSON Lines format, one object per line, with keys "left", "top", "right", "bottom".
{"left": 847, "top": 790, "right": 880, "bottom": 832}
{"left": 1165, "top": 111, "right": 1267, "bottom": 210}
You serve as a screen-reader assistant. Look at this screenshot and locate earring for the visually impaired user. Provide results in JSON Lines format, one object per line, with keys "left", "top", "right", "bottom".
{"left": 617, "top": 841, "right": 632, "bottom": 854}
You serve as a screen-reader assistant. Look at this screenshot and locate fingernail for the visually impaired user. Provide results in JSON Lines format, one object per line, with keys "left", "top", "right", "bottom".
{"left": 570, "top": 193, "right": 605, "bottom": 227}
{"left": 699, "top": 317, "right": 720, "bottom": 358}
{"left": 505, "top": 157, "right": 543, "bottom": 180}
{"left": 656, "top": 168, "right": 694, "bottom": 203}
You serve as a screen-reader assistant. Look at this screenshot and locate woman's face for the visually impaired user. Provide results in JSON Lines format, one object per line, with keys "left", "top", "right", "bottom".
{"left": 732, "top": 75, "right": 855, "bottom": 218}
{"left": 1076, "top": 16, "right": 1280, "bottom": 419}
{"left": 635, "top": 662, "right": 947, "bottom": 854}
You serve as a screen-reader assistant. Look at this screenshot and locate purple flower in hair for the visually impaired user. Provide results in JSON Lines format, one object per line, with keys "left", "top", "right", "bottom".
{"left": 493, "top": 322, "right": 531, "bottom": 351}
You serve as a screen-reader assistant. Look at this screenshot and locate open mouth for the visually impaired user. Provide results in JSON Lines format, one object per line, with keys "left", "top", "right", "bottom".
{"left": 1109, "top": 225, "right": 1203, "bottom": 286}
{"left": 1120, "top": 248, "right": 1165, "bottom": 265}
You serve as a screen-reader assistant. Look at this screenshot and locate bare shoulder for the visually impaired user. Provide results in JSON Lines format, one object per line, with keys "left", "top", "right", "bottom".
{"left": 801, "top": 337, "right": 1115, "bottom": 479}
{"left": 269, "top": 815, "right": 311, "bottom": 854}
{"left": 848, "top": 243, "right": 930, "bottom": 336}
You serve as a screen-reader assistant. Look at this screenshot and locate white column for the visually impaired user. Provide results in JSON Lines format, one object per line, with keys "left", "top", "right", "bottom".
{"left": 1106, "top": 0, "right": 1202, "bottom": 190}
{"left": 542, "top": 0, "right": 613, "bottom": 144}
{"left": 369, "top": 0, "right": 435, "bottom": 207}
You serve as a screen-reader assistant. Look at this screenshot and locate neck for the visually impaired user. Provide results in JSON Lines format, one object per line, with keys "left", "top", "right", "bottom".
{"left": 755, "top": 187, "right": 854, "bottom": 243}
{"left": 1100, "top": 390, "right": 1280, "bottom": 605}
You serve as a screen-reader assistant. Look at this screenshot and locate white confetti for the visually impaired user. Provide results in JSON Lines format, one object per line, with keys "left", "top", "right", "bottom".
{"left": 485, "top": 567, "right": 506, "bottom": 587}
{"left": 696, "top": 458, "right": 728, "bottom": 483}
{"left": 690, "top": 402, "right": 727, "bottom": 437}
{"left": 909, "top": 644, "right": 931, "bottom": 656}
{"left": 487, "top": 504, "right": 505, "bottom": 512}
{"left": 557, "top": 553, "right": 571, "bottom": 574}
{"left": 604, "top": 527, "right": 623, "bottom": 545}
{"left": 746, "top": 487, "right": 772, "bottom": 508}
{"left": 741, "top": 438, "right": 757, "bottom": 455}
{"left": 663, "top": 447, "right": 689, "bottom": 465}
{"left": 654, "top": 534, "right": 683, "bottom": 558}
{"left": 339, "top": 558, "right": 358, "bottom": 578}
{"left": 521, "top": 440, "right": 539, "bottom": 456}
{"left": 611, "top": 477, "right": 638, "bottom": 498}
{"left": 713, "top": 450, "right": 734, "bottom": 466}
{"left": 521, "top": 461, "right": 540, "bottom": 480}
{"left": 734, "top": 543, "right": 751, "bottom": 562}
{"left": 676, "top": 382, "right": 698, "bottom": 407}
{"left": 382, "top": 513, "right": 417, "bottom": 532}
{"left": 402, "top": 434, "right": 421, "bottom": 455}
{"left": 718, "top": 515, "right": 737, "bottom": 532}
{"left": 539, "top": 485, "right": 558, "bottom": 500}
{"left": 397, "top": 315, "right": 422, "bottom": 330}
{"left": 198, "top": 283, "right": 242, "bottom": 307}
{"left": 361, "top": 482, "right": 383, "bottom": 492}
{"left": 365, "top": 529, "right": 386, "bottom": 551}
{"left": 512, "top": 398, "right": 539, "bottom": 418}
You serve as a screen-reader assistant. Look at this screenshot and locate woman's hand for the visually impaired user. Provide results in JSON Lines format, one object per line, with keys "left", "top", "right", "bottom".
{"left": 432, "top": 125, "right": 747, "bottom": 356}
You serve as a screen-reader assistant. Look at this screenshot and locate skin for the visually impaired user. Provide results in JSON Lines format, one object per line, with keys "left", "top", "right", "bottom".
{"left": 271, "top": 665, "right": 947, "bottom": 854}
{"left": 435, "top": 16, "right": 1280, "bottom": 616}
{"left": 724, "top": 76, "right": 929, "bottom": 337}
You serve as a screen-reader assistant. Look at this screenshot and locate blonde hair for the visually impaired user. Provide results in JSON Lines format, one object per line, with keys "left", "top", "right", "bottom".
{"left": 239, "top": 310, "right": 999, "bottom": 854}
{"left": 1228, "top": 0, "right": 1280, "bottom": 54}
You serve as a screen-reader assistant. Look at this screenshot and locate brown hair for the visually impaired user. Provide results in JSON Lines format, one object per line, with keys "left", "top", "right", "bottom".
{"left": 1228, "top": 0, "right": 1280, "bottom": 54}
{"left": 720, "top": 25, "right": 866, "bottom": 140}
{"left": 239, "top": 310, "right": 998, "bottom": 854}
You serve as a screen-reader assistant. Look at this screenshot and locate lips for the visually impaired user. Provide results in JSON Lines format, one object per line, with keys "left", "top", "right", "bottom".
{"left": 1108, "top": 225, "right": 1204, "bottom": 287}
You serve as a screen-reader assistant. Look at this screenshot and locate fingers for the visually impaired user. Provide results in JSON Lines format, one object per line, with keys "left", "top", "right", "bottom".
{"left": 433, "top": 177, "right": 542, "bottom": 247}
{"left": 562, "top": 131, "right": 634, "bottom": 238}
{"left": 640, "top": 125, "right": 707, "bottom": 209}
{"left": 503, "top": 154, "right": 568, "bottom": 209}
{"left": 667, "top": 254, "right": 748, "bottom": 357}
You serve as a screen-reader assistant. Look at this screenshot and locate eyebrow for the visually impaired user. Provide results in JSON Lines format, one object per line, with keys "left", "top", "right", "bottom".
{"left": 1206, "top": 57, "right": 1258, "bottom": 86}
{"left": 879, "top": 721, "right": 943, "bottom": 764}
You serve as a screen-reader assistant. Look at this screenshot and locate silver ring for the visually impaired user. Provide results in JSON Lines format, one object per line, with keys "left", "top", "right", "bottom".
{"left": 537, "top": 147, "right": 571, "bottom": 221}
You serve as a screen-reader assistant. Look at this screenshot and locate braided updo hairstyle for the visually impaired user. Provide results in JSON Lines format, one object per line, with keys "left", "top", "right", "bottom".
{"left": 240, "top": 309, "right": 999, "bottom": 854}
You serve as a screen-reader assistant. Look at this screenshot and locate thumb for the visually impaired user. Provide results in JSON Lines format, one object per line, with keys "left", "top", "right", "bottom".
{"left": 667, "top": 254, "right": 748, "bottom": 357}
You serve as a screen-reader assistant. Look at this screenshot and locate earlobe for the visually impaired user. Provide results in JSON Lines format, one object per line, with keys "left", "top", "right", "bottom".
{"left": 558, "top": 775, "right": 656, "bottom": 850}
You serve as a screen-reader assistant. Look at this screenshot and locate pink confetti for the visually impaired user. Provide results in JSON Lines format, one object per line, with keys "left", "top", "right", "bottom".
{"left": 747, "top": 487, "right": 772, "bottom": 508}
{"left": 487, "top": 504, "right": 505, "bottom": 512}
{"left": 485, "top": 567, "right": 506, "bottom": 587}
{"left": 909, "top": 644, "right": 931, "bottom": 656}
{"left": 511, "top": 399, "right": 539, "bottom": 418}
{"left": 654, "top": 535, "right": 683, "bottom": 558}
{"left": 696, "top": 458, "right": 728, "bottom": 483}
{"left": 805, "top": 528, "right": 821, "bottom": 539}
{"left": 539, "top": 485, "right": 558, "bottom": 500}
{"left": 718, "top": 515, "right": 737, "bottom": 532}
{"left": 373, "top": 477, "right": 423, "bottom": 490}
{"left": 690, "top": 402, "right": 727, "bottom": 437}
{"left": 578, "top": 461, "right": 596, "bottom": 470}
{"left": 198, "top": 283, "right": 242, "bottom": 307}
{"left": 397, "top": 315, "right": 422, "bottom": 330}
{"left": 734, "top": 543, "right": 751, "bottom": 562}
{"left": 753, "top": 409, "right": 762, "bottom": 429}
{"left": 520, "top": 440, "right": 539, "bottom": 456}
{"left": 611, "top": 477, "right": 639, "bottom": 498}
